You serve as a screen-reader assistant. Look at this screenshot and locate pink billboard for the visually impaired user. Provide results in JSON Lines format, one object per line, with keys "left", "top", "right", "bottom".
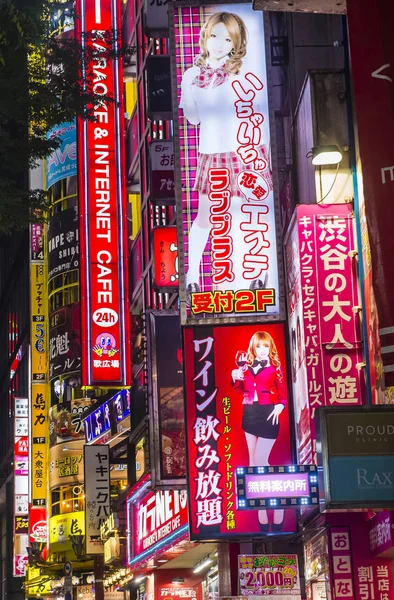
{"left": 172, "top": 3, "right": 284, "bottom": 324}
{"left": 285, "top": 204, "right": 364, "bottom": 463}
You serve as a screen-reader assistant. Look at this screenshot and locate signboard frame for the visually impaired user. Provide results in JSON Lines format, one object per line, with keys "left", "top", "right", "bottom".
{"left": 170, "top": 1, "right": 286, "bottom": 326}
{"left": 317, "top": 406, "right": 394, "bottom": 510}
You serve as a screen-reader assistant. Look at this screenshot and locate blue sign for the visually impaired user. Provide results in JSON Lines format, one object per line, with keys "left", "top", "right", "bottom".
{"left": 46, "top": 121, "right": 77, "bottom": 188}
{"left": 329, "top": 456, "right": 394, "bottom": 503}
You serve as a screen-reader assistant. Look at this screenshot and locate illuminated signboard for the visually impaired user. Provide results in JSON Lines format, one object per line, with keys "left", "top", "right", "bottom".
{"left": 152, "top": 227, "right": 178, "bottom": 290}
{"left": 14, "top": 398, "right": 29, "bottom": 577}
{"left": 126, "top": 478, "right": 188, "bottom": 566}
{"left": 76, "top": 0, "right": 131, "bottom": 386}
{"left": 183, "top": 323, "right": 297, "bottom": 539}
{"left": 172, "top": 3, "right": 284, "bottom": 324}
{"left": 236, "top": 465, "right": 319, "bottom": 509}
{"left": 83, "top": 389, "right": 130, "bottom": 444}
{"left": 239, "top": 554, "right": 301, "bottom": 597}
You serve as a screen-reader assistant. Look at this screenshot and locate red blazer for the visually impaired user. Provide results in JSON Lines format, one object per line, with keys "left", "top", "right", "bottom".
{"left": 232, "top": 364, "right": 287, "bottom": 406}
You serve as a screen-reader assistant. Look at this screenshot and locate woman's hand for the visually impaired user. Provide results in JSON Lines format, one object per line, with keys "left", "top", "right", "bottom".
{"left": 267, "top": 403, "right": 285, "bottom": 425}
{"left": 232, "top": 368, "right": 244, "bottom": 381}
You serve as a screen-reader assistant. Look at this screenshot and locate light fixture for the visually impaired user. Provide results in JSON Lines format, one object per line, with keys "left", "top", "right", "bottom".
{"left": 311, "top": 145, "right": 343, "bottom": 166}
{"left": 135, "top": 576, "right": 146, "bottom": 583}
{"left": 193, "top": 557, "right": 213, "bottom": 574}
{"left": 172, "top": 578, "right": 184, "bottom": 584}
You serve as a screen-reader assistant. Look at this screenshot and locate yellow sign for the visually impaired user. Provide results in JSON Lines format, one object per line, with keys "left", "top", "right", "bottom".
{"left": 49, "top": 511, "right": 85, "bottom": 545}
{"left": 49, "top": 440, "right": 84, "bottom": 489}
{"left": 30, "top": 262, "right": 48, "bottom": 381}
{"left": 31, "top": 383, "right": 49, "bottom": 504}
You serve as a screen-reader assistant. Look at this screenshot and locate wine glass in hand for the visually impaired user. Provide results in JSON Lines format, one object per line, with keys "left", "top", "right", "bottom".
{"left": 235, "top": 351, "right": 248, "bottom": 371}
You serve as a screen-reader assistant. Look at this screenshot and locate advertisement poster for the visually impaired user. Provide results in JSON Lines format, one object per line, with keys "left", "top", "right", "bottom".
{"left": 173, "top": 3, "right": 283, "bottom": 323}
{"left": 48, "top": 207, "right": 79, "bottom": 282}
{"left": 239, "top": 554, "right": 301, "bottom": 597}
{"left": 46, "top": 121, "right": 77, "bottom": 188}
{"left": 183, "top": 323, "right": 296, "bottom": 540}
{"left": 76, "top": 0, "right": 131, "bottom": 387}
{"left": 150, "top": 313, "right": 185, "bottom": 482}
{"left": 49, "top": 303, "right": 81, "bottom": 381}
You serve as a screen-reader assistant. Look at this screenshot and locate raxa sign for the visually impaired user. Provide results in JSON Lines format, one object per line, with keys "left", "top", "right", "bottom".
{"left": 317, "top": 407, "right": 394, "bottom": 509}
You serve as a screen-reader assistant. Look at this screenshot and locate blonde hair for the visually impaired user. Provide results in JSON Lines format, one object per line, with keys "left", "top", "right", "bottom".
{"left": 247, "top": 331, "right": 282, "bottom": 379}
{"left": 195, "top": 12, "right": 247, "bottom": 76}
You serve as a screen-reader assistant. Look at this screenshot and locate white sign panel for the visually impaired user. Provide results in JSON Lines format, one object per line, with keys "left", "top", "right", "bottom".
{"left": 84, "top": 445, "right": 111, "bottom": 554}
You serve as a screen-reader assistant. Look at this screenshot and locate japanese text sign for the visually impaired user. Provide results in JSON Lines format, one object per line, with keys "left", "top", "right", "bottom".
{"left": 76, "top": 0, "right": 131, "bottom": 386}
{"left": 239, "top": 554, "right": 301, "bottom": 597}
{"left": 31, "top": 383, "right": 49, "bottom": 505}
{"left": 153, "top": 227, "right": 179, "bottom": 289}
{"left": 329, "top": 527, "right": 354, "bottom": 600}
{"left": 183, "top": 323, "right": 296, "bottom": 540}
{"left": 150, "top": 141, "right": 175, "bottom": 203}
{"left": 13, "top": 398, "right": 29, "bottom": 577}
{"left": 236, "top": 465, "right": 318, "bottom": 509}
{"left": 31, "top": 262, "right": 48, "bottom": 382}
{"left": 172, "top": 3, "right": 283, "bottom": 324}
{"left": 127, "top": 485, "right": 188, "bottom": 563}
{"left": 84, "top": 445, "right": 111, "bottom": 554}
{"left": 369, "top": 512, "right": 394, "bottom": 558}
{"left": 286, "top": 204, "right": 364, "bottom": 464}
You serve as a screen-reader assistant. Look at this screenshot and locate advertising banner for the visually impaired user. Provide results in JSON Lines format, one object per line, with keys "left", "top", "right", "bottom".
{"left": 31, "top": 262, "right": 48, "bottom": 382}
{"left": 351, "top": 524, "right": 394, "bottom": 600}
{"left": 76, "top": 0, "right": 131, "bottom": 387}
{"left": 127, "top": 483, "right": 188, "bottom": 565}
{"left": 13, "top": 398, "right": 29, "bottom": 577}
{"left": 31, "top": 223, "right": 45, "bottom": 261}
{"left": 369, "top": 511, "right": 394, "bottom": 558}
{"left": 84, "top": 444, "right": 111, "bottom": 554}
{"left": 148, "top": 312, "right": 185, "bottom": 485}
{"left": 48, "top": 207, "right": 79, "bottom": 282}
{"left": 318, "top": 407, "right": 394, "bottom": 509}
{"left": 150, "top": 141, "right": 175, "bottom": 203}
{"left": 46, "top": 121, "right": 77, "bottom": 188}
{"left": 172, "top": 3, "right": 283, "bottom": 324}
{"left": 31, "top": 383, "right": 49, "bottom": 505}
{"left": 285, "top": 204, "right": 364, "bottom": 464}
{"left": 238, "top": 554, "right": 301, "bottom": 597}
{"left": 49, "top": 511, "right": 84, "bottom": 545}
{"left": 183, "top": 323, "right": 296, "bottom": 540}
{"left": 153, "top": 227, "right": 179, "bottom": 290}
{"left": 49, "top": 303, "right": 81, "bottom": 381}
{"left": 346, "top": 0, "right": 394, "bottom": 385}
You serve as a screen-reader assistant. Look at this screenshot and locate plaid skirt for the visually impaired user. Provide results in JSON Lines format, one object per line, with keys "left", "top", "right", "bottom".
{"left": 194, "top": 145, "right": 273, "bottom": 197}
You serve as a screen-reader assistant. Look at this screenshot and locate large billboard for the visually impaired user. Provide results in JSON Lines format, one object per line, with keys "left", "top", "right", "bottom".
{"left": 183, "top": 323, "right": 296, "bottom": 540}
{"left": 172, "top": 3, "right": 284, "bottom": 324}
{"left": 285, "top": 204, "right": 365, "bottom": 464}
{"left": 76, "top": 0, "right": 131, "bottom": 386}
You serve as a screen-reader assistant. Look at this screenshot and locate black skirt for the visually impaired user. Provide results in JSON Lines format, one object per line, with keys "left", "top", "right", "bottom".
{"left": 242, "top": 403, "right": 279, "bottom": 439}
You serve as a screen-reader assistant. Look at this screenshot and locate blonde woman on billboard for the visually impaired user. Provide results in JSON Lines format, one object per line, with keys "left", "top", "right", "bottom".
{"left": 180, "top": 11, "right": 272, "bottom": 300}
{"left": 232, "top": 331, "right": 285, "bottom": 532}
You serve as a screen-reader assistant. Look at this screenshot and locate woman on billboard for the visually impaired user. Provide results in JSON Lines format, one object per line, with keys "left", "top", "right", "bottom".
{"left": 179, "top": 11, "right": 272, "bottom": 299}
{"left": 232, "top": 331, "right": 286, "bottom": 532}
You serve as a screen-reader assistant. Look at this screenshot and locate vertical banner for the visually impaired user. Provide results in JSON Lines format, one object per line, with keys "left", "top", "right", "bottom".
{"left": 30, "top": 222, "right": 49, "bottom": 551}
{"left": 346, "top": 0, "right": 394, "bottom": 384}
{"left": 76, "top": 0, "right": 131, "bottom": 386}
{"left": 13, "top": 398, "right": 29, "bottom": 577}
{"left": 84, "top": 444, "right": 111, "bottom": 554}
{"left": 351, "top": 523, "right": 394, "bottom": 600}
{"left": 172, "top": 3, "right": 284, "bottom": 324}
{"left": 148, "top": 312, "right": 185, "bottom": 486}
{"left": 329, "top": 527, "right": 354, "bottom": 600}
{"left": 152, "top": 227, "right": 179, "bottom": 290}
{"left": 183, "top": 323, "right": 296, "bottom": 539}
{"left": 285, "top": 205, "right": 364, "bottom": 464}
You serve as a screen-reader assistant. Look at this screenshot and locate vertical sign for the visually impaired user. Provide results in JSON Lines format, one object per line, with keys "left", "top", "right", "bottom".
{"left": 285, "top": 204, "right": 365, "bottom": 464}
{"left": 346, "top": 0, "right": 394, "bottom": 384}
{"left": 329, "top": 527, "right": 354, "bottom": 600}
{"left": 84, "top": 444, "right": 111, "bottom": 554}
{"left": 13, "top": 398, "right": 29, "bottom": 577}
{"left": 183, "top": 323, "right": 296, "bottom": 539}
{"left": 172, "top": 3, "right": 283, "bottom": 324}
{"left": 76, "top": 0, "right": 131, "bottom": 386}
{"left": 30, "top": 221, "right": 49, "bottom": 549}
{"left": 351, "top": 523, "right": 394, "bottom": 600}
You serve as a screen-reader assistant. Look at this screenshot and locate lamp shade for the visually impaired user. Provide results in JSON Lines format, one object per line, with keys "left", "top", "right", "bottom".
{"left": 311, "top": 145, "right": 343, "bottom": 166}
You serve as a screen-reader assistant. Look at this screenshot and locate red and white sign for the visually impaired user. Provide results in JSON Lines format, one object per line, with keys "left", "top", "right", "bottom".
{"left": 153, "top": 226, "right": 178, "bottom": 289}
{"left": 29, "top": 507, "right": 47, "bottom": 544}
{"left": 127, "top": 486, "right": 188, "bottom": 561}
{"left": 285, "top": 205, "right": 364, "bottom": 464}
{"left": 76, "top": 0, "right": 131, "bottom": 386}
